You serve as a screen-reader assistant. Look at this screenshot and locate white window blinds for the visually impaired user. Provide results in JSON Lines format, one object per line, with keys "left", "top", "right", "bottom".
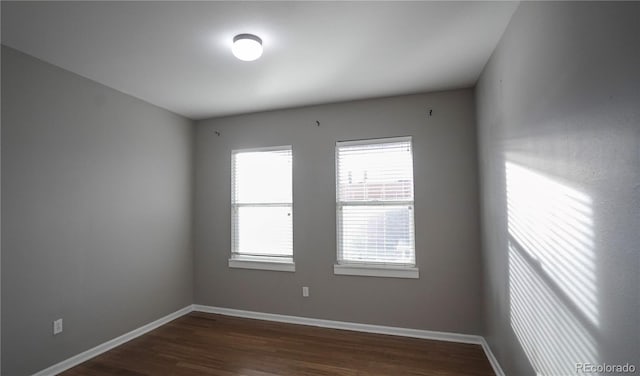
{"left": 336, "top": 137, "right": 416, "bottom": 266}
{"left": 232, "top": 146, "right": 293, "bottom": 261}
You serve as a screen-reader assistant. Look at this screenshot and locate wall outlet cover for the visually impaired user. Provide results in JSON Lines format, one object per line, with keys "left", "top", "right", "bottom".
{"left": 53, "top": 318, "right": 63, "bottom": 335}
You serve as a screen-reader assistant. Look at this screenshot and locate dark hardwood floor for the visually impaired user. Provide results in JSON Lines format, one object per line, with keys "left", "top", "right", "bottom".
{"left": 62, "top": 312, "right": 495, "bottom": 376}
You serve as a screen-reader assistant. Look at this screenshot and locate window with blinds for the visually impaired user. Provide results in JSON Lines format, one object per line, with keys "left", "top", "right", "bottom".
{"left": 336, "top": 137, "right": 416, "bottom": 267}
{"left": 231, "top": 146, "right": 293, "bottom": 264}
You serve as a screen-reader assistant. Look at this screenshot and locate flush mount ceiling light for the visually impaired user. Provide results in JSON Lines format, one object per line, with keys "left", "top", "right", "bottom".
{"left": 232, "top": 34, "right": 263, "bottom": 61}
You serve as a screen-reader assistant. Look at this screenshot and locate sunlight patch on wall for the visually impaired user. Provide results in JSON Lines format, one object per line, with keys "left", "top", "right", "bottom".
{"left": 506, "top": 162, "right": 599, "bottom": 375}
{"left": 509, "top": 244, "right": 600, "bottom": 375}
{"left": 506, "top": 162, "right": 597, "bottom": 325}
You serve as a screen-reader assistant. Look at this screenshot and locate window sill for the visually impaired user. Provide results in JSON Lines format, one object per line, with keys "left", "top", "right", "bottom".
{"left": 229, "top": 257, "right": 295, "bottom": 272}
{"left": 333, "top": 264, "right": 419, "bottom": 279}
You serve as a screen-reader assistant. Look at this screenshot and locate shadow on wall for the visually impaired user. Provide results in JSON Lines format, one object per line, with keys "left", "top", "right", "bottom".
{"left": 505, "top": 159, "right": 600, "bottom": 375}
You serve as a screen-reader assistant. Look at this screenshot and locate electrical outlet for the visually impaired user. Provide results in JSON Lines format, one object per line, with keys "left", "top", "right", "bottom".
{"left": 53, "top": 318, "right": 63, "bottom": 335}
{"left": 302, "top": 286, "right": 309, "bottom": 297}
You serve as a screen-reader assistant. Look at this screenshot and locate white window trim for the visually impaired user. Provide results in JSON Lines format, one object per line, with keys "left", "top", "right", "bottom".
{"left": 334, "top": 263, "right": 419, "bottom": 279}
{"left": 230, "top": 145, "right": 294, "bottom": 272}
{"left": 336, "top": 135, "right": 413, "bottom": 147}
{"left": 229, "top": 256, "right": 295, "bottom": 272}
{"left": 334, "top": 136, "right": 418, "bottom": 278}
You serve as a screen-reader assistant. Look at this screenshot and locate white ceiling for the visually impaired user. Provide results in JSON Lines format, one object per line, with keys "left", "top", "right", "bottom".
{"left": 2, "top": 1, "right": 518, "bottom": 120}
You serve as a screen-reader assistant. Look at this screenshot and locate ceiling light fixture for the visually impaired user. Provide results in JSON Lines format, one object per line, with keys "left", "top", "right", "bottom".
{"left": 232, "top": 34, "right": 263, "bottom": 61}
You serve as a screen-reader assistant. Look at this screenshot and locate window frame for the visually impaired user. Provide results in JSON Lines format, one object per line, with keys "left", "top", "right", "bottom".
{"left": 334, "top": 136, "right": 419, "bottom": 279}
{"left": 229, "top": 145, "right": 295, "bottom": 272}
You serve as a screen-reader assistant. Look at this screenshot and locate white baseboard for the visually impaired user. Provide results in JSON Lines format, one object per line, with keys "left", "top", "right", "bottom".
{"left": 193, "top": 304, "right": 482, "bottom": 345}
{"left": 33, "top": 304, "right": 505, "bottom": 376}
{"left": 32, "top": 305, "right": 193, "bottom": 376}
{"left": 480, "top": 337, "right": 506, "bottom": 376}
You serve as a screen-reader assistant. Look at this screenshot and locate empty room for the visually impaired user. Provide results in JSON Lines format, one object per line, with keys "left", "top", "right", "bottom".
{"left": 1, "top": 1, "right": 638, "bottom": 375}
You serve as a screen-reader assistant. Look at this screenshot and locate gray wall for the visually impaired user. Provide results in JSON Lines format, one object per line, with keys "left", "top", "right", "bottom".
{"left": 0, "top": 10, "right": 3, "bottom": 372}
{"left": 476, "top": 2, "right": 640, "bottom": 375}
{"left": 1, "top": 46, "right": 194, "bottom": 376}
{"left": 194, "top": 90, "right": 483, "bottom": 334}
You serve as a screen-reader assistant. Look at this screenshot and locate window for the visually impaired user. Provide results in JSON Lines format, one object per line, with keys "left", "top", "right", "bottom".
{"left": 230, "top": 146, "right": 294, "bottom": 272}
{"left": 335, "top": 137, "right": 418, "bottom": 278}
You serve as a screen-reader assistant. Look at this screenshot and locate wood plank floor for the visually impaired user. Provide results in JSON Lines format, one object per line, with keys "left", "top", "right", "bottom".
{"left": 62, "top": 312, "right": 495, "bottom": 376}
